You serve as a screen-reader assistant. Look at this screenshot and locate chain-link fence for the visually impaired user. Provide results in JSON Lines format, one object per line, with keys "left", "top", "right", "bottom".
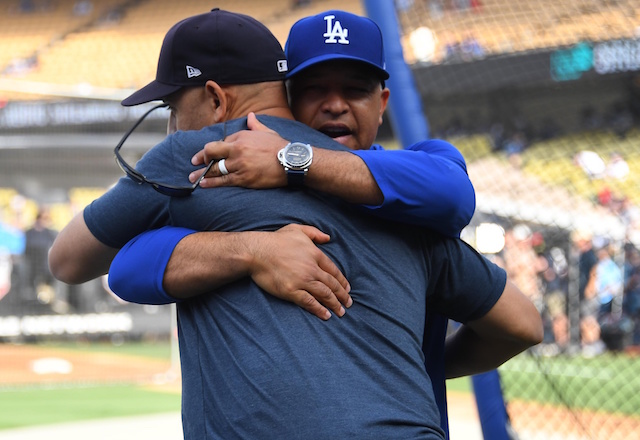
{"left": 454, "top": 132, "right": 640, "bottom": 440}
{"left": 395, "top": 1, "right": 640, "bottom": 438}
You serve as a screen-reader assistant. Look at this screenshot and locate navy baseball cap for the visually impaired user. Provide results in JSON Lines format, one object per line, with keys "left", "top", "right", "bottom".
{"left": 285, "top": 10, "right": 389, "bottom": 80}
{"left": 122, "top": 8, "right": 288, "bottom": 106}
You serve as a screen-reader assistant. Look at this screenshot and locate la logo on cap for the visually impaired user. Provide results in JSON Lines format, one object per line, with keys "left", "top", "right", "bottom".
{"left": 323, "top": 15, "right": 348, "bottom": 44}
{"left": 186, "top": 65, "right": 201, "bottom": 78}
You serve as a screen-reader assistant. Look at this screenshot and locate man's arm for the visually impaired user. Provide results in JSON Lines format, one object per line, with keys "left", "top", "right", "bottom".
{"left": 109, "top": 113, "right": 474, "bottom": 315}
{"left": 444, "top": 279, "right": 544, "bottom": 379}
{"left": 109, "top": 224, "right": 352, "bottom": 320}
{"left": 48, "top": 212, "right": 119, "bottom": 284}
{"left": 351, "top": 141, "right": 475, "bottom": 237}
{"left": 109, "top": 115, "right": 474, "bottom": 310}
{"left": 193, "top": 113, "right": 474, "bottom": 236}
{"left": 191, "top": 114, "right": 383, "bottom": 204}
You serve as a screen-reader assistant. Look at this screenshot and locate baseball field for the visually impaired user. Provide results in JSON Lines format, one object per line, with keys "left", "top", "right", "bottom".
{"left": 3, "top": 342, "right": 639, "bottom": 439}
{"left": 0, "top": 341, "right": 181, "bottom": 430}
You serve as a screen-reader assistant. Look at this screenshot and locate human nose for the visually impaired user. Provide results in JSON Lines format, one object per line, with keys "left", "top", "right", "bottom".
{"left": 321, "top": 90, "right": 348, "bottom": 115}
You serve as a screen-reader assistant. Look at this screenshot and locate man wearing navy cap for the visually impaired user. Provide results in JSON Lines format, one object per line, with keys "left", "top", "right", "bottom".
{"left": 50, "top": 9, "right": 542, "bottom": 439}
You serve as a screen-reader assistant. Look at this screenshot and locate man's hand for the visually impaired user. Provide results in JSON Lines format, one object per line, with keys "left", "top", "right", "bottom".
{"left": 190, "top": 112, "right": 289, "bottom": 189}
{"left": 189, "top": 112, "right": 383, "bottom": 206}
{"left": 247, "top": 224, "right": 352, "bottom": 321}
{"left": 164, "top": 224, "right": 353, "bottom": 320}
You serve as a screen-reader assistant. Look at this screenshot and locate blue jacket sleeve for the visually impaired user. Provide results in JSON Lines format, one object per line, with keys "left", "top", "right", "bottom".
{"left": 351, "top": 140, "right": 476, "bottom": 237}
{"left": 108, "top": 226, "right": 196, "bottom": 304}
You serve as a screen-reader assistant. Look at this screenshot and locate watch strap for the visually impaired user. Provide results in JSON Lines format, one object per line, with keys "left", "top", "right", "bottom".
{"left": 286, "top": 169, "right": 307, "bottom": 187}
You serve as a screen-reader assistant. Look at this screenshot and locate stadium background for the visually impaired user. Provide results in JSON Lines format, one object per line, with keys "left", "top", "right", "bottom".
{"left": 0, "top": 0, "right": 639, "bottom": 439}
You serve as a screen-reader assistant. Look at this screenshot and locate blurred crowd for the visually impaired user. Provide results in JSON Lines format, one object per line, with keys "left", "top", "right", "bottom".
{"left": 0, "top": 193, "right": 115, "bottom": 316}
{"left": 493, "top": 223, "right": 639, "bottom": 357}
{"left": 0, "top": 203, "right": 58, "bottom": 309}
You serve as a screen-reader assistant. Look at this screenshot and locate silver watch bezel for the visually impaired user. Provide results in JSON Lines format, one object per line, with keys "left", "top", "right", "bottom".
{"left": 277, "top": 142, "right": 313, "bottom": 171}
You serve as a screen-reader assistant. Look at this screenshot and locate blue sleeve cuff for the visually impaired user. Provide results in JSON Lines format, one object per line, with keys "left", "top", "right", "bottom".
{"left": 351, "top": 141, "right": 475, "bottom": 237}
{"left": 108, "top": 226, "right": 197, "bottom": 304}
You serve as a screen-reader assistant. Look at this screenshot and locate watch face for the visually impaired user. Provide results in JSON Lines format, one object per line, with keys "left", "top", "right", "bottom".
{"left": 285, "top": 143, "right": 312, "bottom": 168}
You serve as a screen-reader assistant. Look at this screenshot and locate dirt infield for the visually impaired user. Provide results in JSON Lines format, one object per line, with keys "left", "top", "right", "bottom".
{"left": 1, "top": 344, "right": 175, "bottom": 387}
{"left": 507, "top": 399, "right": 640, "bottom": 440}
{"left": 448, "top": 391, "right": 640, "bottom": 440}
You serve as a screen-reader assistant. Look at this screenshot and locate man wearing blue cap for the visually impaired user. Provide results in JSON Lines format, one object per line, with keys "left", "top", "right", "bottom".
{"left": 50, "top": 9, "right": 542, "bottom": 439}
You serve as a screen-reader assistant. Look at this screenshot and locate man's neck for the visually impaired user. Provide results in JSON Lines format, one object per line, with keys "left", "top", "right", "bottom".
{"left": 253, "top": 107, "right": 294, "bottom": 119}
{"left": 232, "top": 99, "right": 294, "bottom": 121}
{"left": 226, "top": 82, "right": 295, "bottom": 121}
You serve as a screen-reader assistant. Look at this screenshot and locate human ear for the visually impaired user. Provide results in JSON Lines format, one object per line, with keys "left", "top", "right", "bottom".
{"left": 205, "top": 80, "right": 228, "bottom": 123}
{"left": 378, "top": 88, "right": 390, "bottom": 125}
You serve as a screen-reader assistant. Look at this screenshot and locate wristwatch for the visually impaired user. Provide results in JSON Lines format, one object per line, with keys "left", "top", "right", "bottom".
{"left": 277, "top": 142, "right": 313, "bottom": 187}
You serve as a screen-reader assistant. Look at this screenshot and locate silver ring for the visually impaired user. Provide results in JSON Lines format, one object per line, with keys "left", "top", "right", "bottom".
{"left": 218, "top": 159, "right": 229, "bottom": 175}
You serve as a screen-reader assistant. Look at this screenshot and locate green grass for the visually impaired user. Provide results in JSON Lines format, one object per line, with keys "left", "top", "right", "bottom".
{"left": 446, "top": 376, "right": 473, "bottom": 393}
{"left": 499, "top": 352, "right": 640, "bottom": 416}
{"left": 446, "top": 352, "right": 640, "bottom": 418}
{"left": 4, "top": 342, "right": 638, "bottom": 430}
{"left": 37, "top": 340, "right": 173, "bottom": 360}
{"left": 0, "top": 340, "right": 178, "bottom": 430}
{"left": 0, "top": 385, "right": 181, "bottom": 430}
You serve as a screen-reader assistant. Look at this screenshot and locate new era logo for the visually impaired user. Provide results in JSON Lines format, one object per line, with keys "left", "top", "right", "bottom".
{"left": 277, "top": 60, "right": 288, "bottom": 73}
{"left": 186, "top": 65, "right": 201, "bottom": 78}
{"left": 324, "top": 15, "right": 349, "bottom": 44}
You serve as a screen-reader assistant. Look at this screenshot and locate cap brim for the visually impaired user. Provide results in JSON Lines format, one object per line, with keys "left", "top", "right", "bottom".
{"left": 121, "top": 80, "right": 182, "bottom": 107}
{"left": 286, "top": 53, "right": 390, "bottom": 80}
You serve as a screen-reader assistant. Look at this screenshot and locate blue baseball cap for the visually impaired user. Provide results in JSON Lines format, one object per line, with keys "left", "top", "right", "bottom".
{"left": 285, "top": 10, "right": 389, "bottom": 80}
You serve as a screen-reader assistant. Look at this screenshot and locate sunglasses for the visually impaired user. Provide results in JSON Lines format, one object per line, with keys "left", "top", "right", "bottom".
{"left": 114, "top": 103, "right": 215, "bottom": 197}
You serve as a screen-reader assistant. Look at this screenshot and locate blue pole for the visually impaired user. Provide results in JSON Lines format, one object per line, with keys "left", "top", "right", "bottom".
{"left": 472, "top": 371, "right": 511, "bottom": 440}
{"left": 361, "top": 0, "right": 429, "bottom": 147}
